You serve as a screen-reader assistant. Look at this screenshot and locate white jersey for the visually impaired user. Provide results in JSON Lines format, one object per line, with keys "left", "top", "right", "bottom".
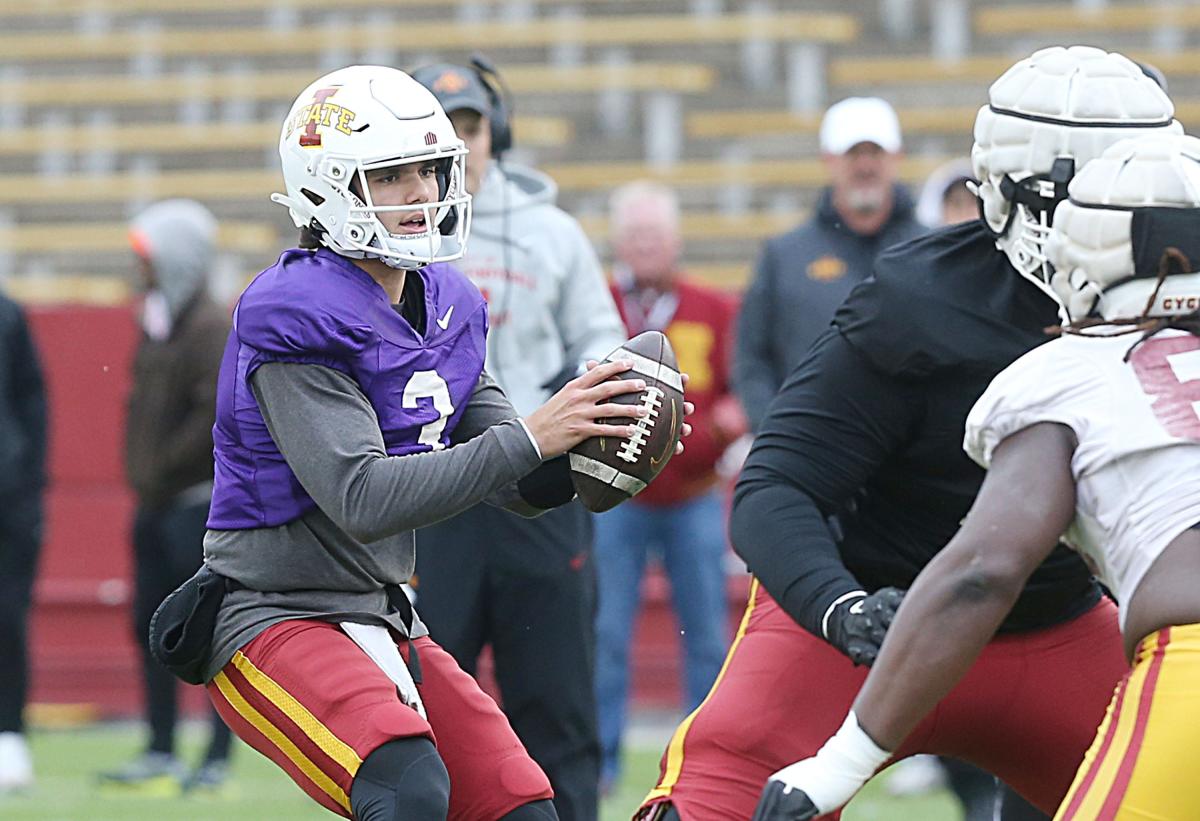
{"left": 965, "top": 328, "right": 1200, "bottom": 631}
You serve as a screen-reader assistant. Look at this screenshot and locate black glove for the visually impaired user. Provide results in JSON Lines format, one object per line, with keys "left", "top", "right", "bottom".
{"left": 823, "top": 587, "right": 906, "bottom": 667}
{"left": 751, "top": 780, "right": 820, "bottom": 821}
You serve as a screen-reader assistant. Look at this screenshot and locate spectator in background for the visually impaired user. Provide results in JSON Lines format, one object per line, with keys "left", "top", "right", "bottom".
{"left": 734, "top": 96, "right": 923, "bottom": 431}
{"left": 0, "top": 289, "right": 47, "bottom": 794}
{"left": 412, "top": 60, "right": 626, "bottom": 821}
{"left": 596, "top": 180, "right": 746, "bottom": 792}
{"left": 98, "top": 199, "right": 234, "bottom": 794}
{"left": 916, "top": 158, "right": 978, "bottom": 229}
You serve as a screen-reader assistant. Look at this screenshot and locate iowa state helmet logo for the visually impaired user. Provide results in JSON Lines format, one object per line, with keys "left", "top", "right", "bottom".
{"left": 286, "top": 86, "right": 358, "bottom": 148}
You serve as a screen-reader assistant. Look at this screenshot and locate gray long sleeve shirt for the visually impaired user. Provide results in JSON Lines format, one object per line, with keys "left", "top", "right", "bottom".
{"left": 202, "top": 361, "right": 542, "bottom": 681}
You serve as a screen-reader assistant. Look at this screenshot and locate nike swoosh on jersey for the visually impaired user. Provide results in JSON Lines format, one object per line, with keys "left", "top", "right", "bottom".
{"left": 436, "top": 305, "right": 455, "bottom": 330}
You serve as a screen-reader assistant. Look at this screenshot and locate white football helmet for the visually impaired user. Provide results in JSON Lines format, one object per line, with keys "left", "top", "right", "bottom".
{"left": 972, "top": 46, "right": 1180, "bottom": 298}
{"left": 1046, "top": 134, "right": 1200, "bottom": 322}
{"left": 271, "top": 65, "right": 471, "bottom": 269}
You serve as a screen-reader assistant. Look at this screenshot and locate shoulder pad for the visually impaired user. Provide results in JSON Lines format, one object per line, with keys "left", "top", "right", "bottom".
{"left": 834, "top": 221, "right": 1055, "bottom": 377}
{"left": 237, "top": 251, "right": 374, "bottom": 359}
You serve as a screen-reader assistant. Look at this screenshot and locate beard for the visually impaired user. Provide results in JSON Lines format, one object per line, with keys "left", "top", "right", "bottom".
{"left": 843, "top": 184, "right": 888, "bottom": 214}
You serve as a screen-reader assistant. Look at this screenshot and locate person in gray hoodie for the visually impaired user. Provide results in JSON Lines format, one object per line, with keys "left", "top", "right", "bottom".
{"left": 98, "top": 199, "right": 234, "bottom": 794}
{"left": 413, "top": 60, "right": 626, "bottom": 821}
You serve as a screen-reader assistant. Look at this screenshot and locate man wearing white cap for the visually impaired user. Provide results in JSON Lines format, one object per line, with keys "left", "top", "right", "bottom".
{"left": 733, "top": 96, "right": 923, "bottom": 432}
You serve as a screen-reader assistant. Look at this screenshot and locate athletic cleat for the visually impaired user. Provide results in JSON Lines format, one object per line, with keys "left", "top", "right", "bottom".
{"left": 0, "top": 732, "right": 34, "bottom": 793}
{"left": 97, "top": 751, "right": 185, "bottom": 797}
{"left": 183, "top": 759, "right": 231, "bottom": 795}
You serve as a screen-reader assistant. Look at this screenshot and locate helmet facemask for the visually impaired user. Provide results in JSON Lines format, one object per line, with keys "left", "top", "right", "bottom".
{"left": 338, "top": 152, "right": 471, "bottom": 270}
{"left": 988, "top": 158, "right": 1076, "bottom": 296}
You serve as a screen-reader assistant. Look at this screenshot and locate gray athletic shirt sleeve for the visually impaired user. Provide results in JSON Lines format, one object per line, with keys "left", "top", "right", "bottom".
{"left": 254, "top": 362, "right": 542, "bottom": 541}
{"left": 200, "top": 361, "right": 543, "bottom": 681}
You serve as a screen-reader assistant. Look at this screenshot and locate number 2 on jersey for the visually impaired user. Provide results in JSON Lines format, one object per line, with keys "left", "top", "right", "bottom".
{"left": 1130, "top": 335, "right": 1200, "bottom": 441}
{"left": 402, "top": 370, "right": 455, "bottom": 451}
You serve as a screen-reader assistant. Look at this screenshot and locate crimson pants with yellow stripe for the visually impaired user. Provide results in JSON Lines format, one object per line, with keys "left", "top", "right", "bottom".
{"left": 207, "top": 620, "right": 553, "bottom": 819}
{"left": 638, "top": 580, "right": 1127, "bottom": 821}
{"left": 1055, "top": 623, "right": 1200, "bottom": 820}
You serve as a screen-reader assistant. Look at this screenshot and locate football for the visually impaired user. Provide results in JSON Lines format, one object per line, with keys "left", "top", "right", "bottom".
{"left": 569, "top": 331, "right": 685, "bottom": 513}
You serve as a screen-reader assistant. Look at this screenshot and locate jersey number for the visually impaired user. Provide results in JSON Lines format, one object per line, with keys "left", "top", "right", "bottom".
{"left": 1130, "top": 335, "right": 1200, "bottom": 441}
{"left": 402, "top": 370, "right": 455, "bottom": 451}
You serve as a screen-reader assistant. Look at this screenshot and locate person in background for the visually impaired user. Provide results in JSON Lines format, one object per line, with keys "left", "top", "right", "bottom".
{"left": 915, "top": 158, "right": 979, "bottom": 229}
{"left": 734, "top": 96, "right": 923, "bottom": 431}
{"left": 412, "top": 59, "right": 626, "bottom": 821}
{"left": 596, "top": 180, "right": 746, "bottom": 792}
{"left": 98, "top": 199, "right": 234, "bottom": 795}
{"left": 0, "top": 287, "right": 47, "bottom": 794}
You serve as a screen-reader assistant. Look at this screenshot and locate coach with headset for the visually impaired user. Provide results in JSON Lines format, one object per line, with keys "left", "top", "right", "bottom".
{"left": 412, "top": 59, "right": 626, "bottom": 821}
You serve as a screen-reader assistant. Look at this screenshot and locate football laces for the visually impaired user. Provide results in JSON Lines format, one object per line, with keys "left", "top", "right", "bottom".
{"left": 617, "top": 386, "right": 663, "bottom": 464}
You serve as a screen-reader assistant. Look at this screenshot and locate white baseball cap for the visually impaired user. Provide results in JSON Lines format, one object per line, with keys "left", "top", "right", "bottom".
{"left": 819, "top": 97, "right": 903, "bottom": 155}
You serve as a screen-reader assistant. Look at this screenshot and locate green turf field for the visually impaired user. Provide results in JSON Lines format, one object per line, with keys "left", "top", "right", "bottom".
{"left": 0, "top": 723, "right": 961, "bottom": 820}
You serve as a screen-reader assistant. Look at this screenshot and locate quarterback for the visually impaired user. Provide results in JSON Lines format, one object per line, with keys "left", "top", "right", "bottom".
{"left": 754, "top": 132, "right": 1200, "bottom": 821}
{"left": 193, "top": 66, "right": 682, "bottom": 821}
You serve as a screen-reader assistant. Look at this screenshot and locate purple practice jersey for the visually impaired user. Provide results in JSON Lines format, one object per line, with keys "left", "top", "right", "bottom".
{"left": 207, "top": 248, "right": 488, "bottom": 529}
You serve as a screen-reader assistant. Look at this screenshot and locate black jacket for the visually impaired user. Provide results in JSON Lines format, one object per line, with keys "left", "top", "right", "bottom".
{"left": 0, "top": 293, "right": 47, "bottom": 497}
{"left": 731, "top": 220, "right": 1099, "bottom": 637}
{"left": 734, "top": 185, "right": 925, "bottom": 431}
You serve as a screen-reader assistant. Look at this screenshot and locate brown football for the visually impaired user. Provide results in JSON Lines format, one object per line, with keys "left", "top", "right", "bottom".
{"left": 569, "top": 331, "right": 685, "bottom": 513}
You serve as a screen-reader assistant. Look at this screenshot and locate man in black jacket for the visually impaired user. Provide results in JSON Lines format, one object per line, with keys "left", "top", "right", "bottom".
{"left": 734, "top": 96, "right": 924, "bottom": 432}
{"left": 0, "top": 290, "right": 47, "bottom": 793}
{"left": 635, "top": 46, "right": 1181, "bottom": 821}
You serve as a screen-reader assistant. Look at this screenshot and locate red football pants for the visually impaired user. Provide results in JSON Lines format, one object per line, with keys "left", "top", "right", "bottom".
{"left": 207, "top": 620, "right": 552, "bottom": 819}
{"left": 640, "top": 579, "right": 1126, "bottom": 821}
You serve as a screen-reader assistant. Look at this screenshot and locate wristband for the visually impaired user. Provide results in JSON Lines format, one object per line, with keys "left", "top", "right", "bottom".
{"left": 769, "top": 711, "right": 891, "bottom": 813}
{"left": 820, "top": 590, "right": 866, "bottom": 640}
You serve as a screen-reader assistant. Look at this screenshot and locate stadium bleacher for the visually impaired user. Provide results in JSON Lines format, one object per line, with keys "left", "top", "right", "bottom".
{"left": 3, "top": 0, "right": 1198, "bottom": 295}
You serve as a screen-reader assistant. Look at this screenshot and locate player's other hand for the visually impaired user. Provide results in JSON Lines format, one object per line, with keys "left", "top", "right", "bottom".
{"left": 826, "top": 586, "right": 906, "bottom": 666}
{"left": 754, "top": 712, "right": 890, "bottom": 820}
{"left": 523, "top": 359, "right": 646, "bottom": 459}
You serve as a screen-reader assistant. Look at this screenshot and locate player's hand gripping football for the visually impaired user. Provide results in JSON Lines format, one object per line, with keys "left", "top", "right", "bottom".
{"left": 523, "top": 359, "right": 693, "bottom": 460}
{"left": 582, "top": 358, "right": 694, "bottom": 455}
{"left": 752, "top": 713, "right": 891, "bottom": 821}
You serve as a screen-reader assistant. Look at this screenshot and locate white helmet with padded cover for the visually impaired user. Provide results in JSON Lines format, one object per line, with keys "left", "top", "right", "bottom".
{"left": 271, "top": 65, "right": 471, "bottom": 270}
{"left": 972, "top": 46, "right": 1180, "bottom": 296}
{"left": 1046, "top": 134, "right": 1200, "bottom": 322}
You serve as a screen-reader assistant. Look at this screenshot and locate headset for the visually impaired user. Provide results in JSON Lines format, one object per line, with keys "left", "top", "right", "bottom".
{"left": 469, "top": 53, "right": 514, "bottom": 158}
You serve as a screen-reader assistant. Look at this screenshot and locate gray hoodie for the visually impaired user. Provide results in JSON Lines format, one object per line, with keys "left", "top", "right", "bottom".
{"left": 130, "top": 198, "right": 218, "bottom": 323}
{"left": 459, "top": 163, "right": 625, "bottom": 415}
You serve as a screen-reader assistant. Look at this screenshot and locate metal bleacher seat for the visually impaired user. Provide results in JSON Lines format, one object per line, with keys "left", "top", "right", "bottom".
{"left": 830, "top": 50, "right": 1200, "bottom": 88}
{"left": 0, "top": 10, "right": 857, "bottom": 63}
{"left": 0, "top": 63, "right": 717, "bottom": 109}
{"left": 0, "top": 156, "right": 952, "bottom": 207}
{"left": 975, "top": 3, "right": 1200, "bottom": 38}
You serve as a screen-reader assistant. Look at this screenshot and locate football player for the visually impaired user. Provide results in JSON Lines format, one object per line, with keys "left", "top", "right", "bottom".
{"left": 753, "top": 132, "right": 1200, "bottom": 821}
{"left": 195, "top": 66, "right": 687, "bottom": 821}
{"left": 635, "top": 46, "right": 1180, "bottom": 821}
